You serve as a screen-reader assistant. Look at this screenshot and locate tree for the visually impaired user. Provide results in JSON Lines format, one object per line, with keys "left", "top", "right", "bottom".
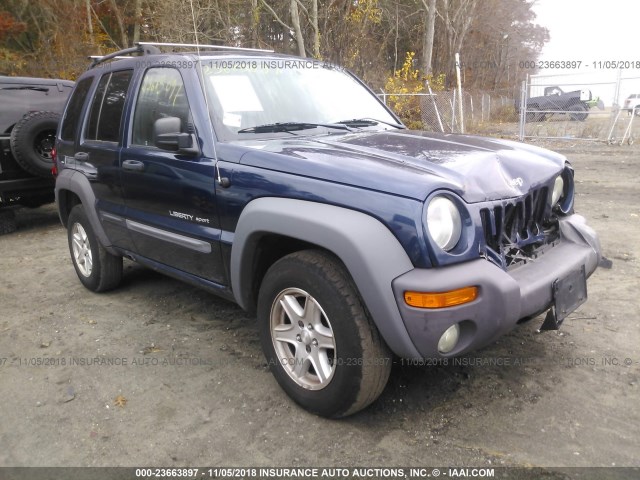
{"left": 437, "top": 0, "right": 478, "bottom": 86}
{"left": 421, "top": 0, "right": 437, "bottom": 75}
{"left": 459, "top": 0, "right": 548, "bottom": 90}
{"left": 0, "top": 0, "right": 548, "bottom": 95}
{"left": 290, "top": 0, "right": 305, "bottom": 56}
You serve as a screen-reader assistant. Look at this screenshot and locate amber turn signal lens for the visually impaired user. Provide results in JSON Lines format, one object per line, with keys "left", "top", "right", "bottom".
{"left": 404, "top": 286, "right": 478, "bottom": 309}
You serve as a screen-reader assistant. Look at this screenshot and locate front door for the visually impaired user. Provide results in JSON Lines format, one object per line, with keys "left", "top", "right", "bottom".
{"left": 120, "top": 67, "right": 225, "bottom": 285}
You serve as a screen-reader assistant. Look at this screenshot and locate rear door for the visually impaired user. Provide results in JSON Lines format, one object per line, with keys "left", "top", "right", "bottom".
{"left": 119, "top": 67, "right": 225, "bottom": 284}
{"left": 75, "top": 69, "right": 135, "bottom": 249}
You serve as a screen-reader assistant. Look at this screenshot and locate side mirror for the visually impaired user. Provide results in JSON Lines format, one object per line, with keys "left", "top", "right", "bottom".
{"left": 153, "top": 117, "right": 199, "bottom": 155}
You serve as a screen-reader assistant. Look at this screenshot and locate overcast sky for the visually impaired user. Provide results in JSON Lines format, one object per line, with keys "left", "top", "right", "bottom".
{"left": 532, "top": 0, "right": 637, "bottom": 67}
{"left": 530, "top": 0, "right": 639, "bottom": 103}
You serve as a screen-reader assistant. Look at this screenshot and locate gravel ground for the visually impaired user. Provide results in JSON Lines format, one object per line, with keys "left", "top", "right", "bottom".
{"left": 0, "top": 140, "right": 638, "bottom": 478}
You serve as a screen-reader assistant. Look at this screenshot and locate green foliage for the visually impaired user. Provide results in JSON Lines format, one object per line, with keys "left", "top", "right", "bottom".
{"left": 384, "top": 52, "right": 445, "bottom": 130}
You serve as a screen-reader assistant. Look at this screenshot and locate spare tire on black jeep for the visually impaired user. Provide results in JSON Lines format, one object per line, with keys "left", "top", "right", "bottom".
{"left": 10, "top": 111, "right": 61, "bottom": 178}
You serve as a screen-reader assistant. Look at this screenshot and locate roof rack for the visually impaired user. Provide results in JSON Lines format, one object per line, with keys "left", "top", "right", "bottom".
{"left": 89, "top": 41, "right": 273, "bottom": 69}
{"left": 137, "top": 42, "right": 273, "bottom": 53}
{"left": 89, "top": 44, "right": 160, "bottom": 69}
{"left": 88, "top": 56, "right": 131, "bottom": 60}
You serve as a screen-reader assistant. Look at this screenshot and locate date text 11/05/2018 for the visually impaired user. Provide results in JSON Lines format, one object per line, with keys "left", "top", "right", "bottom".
{"left": 518, "top": 60, "right": 640, "bottom": 70}
{"left": 134, "top": 467, "right": 496, "bottom": 478}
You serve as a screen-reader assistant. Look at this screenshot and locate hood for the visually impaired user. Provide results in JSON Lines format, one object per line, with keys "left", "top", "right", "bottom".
{"left": 235, "top": 130, "right": 567, "bottom": 203}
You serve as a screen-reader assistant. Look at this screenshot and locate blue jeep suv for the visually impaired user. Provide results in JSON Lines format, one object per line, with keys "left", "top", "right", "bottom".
{"left": 54, "top": 43, "right": 601, "bottom": 417}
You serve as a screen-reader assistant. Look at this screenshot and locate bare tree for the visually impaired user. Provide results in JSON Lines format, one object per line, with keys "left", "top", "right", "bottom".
{"left": 437, "top": 0, "right": 478, "bottom": 85}
{"left": 310, "top": 0, "right": 319, "bottom": 58}
{"left": 85, "top": 0, "right": 94, "bottom": 44}
{"left": 251, "top": 0, "right": 259, "bottom": 48}
{"left": 132, "top": 0, "right": 142, "bottom": 44}
{"left": 108, "top": 0, "right": 128, "bottom": 47}
{"left": 421, "top": 0, "right": 436, "bottom": 74}
{"left": 290, "top": 0, "right": 306, "bottom": 56}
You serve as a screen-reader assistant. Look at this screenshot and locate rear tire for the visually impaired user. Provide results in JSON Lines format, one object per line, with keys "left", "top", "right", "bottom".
{"left": 258, "top": 250, "right": 391, "bottom": 418}
{"left": 569, "top": 103, "right": 588, "bottom": 121}
{"left": 525, "top": 104, "right": 543, "bottom": 122}
{"left": 10, "top": 111, "right": 61, "bottom": 178}
{"left": 67, "top": 204, "right": 122, "bottom": 292}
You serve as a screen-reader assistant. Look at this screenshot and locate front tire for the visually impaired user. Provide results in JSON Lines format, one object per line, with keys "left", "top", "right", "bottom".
{"left": 258, "top": 250, "right": 391, "bottom": 418}
{"left": 525, "top": 104, "right": 544, "bottom": 122}
{"left": 67, "top": 205, "right": 122, "bottom": 292}
{"left": 525, "top": 104, "right": 538, "bottom": 122}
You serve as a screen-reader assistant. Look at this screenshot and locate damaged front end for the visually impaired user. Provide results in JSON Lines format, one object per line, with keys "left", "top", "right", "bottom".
{"left": 475, "top": 163, "right": 600, "bottom": 330}
{"left": 479, "top": 164, "right": 575, "bottom": 271}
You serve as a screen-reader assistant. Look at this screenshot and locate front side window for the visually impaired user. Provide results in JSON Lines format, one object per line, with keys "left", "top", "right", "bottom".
{"left": 85, "top": 70, "right": 133, "bottom": 142}
{"left": 132, "top": 68, "right": 193, "bottom": 147}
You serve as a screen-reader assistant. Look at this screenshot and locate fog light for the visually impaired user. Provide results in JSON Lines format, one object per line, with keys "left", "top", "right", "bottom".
{"left": 438, "top": 324, "right": 460, "bottom": 354}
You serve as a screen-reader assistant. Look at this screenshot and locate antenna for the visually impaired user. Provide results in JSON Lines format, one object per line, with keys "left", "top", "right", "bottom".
{"left": 188, "top": 0, "right": 228, "bottom": 187}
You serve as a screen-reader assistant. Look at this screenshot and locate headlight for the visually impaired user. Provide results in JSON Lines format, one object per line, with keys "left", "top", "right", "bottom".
{"left": 551, "top": 175, "right": 564, "bottom": 205}
{"left": 426, "top": 196, "right": 462, "bottom": 251}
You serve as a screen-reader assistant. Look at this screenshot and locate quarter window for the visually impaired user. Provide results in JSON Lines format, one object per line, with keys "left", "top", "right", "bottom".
{"left": 60, "top": 77, "right": 93, "bottom": 141}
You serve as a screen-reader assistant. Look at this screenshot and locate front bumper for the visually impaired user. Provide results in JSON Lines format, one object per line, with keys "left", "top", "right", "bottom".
{"left": 392, "top": 214, "right": 601, "bottom": 359}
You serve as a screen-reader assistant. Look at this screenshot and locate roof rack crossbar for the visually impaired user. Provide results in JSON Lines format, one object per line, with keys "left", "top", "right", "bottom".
{"left": 89, "top": 44, "right": 161, "bottom": 69}
{"left": 136, "top": 41, "right": 273, "bottom": 53}
{"left": 88, "top": 55, "right": 131, "bottom": 60}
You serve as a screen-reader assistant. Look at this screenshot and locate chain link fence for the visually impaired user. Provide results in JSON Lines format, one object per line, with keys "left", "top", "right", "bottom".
{"left": 380, "top": 71, "right": 640, "bottom": 144}
{"left": 606, "top": 76, "right": 640, "bottom": 145}
{"left": 517, "top": 73, "right": 640, "bottom": 144}
{"left": 379, "top": 89, "right": 517, "bottom": 135}
{"left": 517, "top": 73, "right": 614, "bottom": 142}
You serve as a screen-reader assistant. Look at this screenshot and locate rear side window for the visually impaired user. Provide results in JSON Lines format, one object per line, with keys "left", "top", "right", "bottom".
{"left": 85, "top": 70, "right": 133, "bottom": 142}
{"left": 60, "top": 77, "right": 93, "bottom": 141}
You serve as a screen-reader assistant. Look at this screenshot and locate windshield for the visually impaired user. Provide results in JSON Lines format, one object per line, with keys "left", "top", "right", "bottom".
{"left": 200, "top": 58, "right": 399, "bottom": 140}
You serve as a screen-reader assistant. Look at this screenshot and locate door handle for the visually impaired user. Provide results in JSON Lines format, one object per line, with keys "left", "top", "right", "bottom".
{"left": 122, "top": 160, "right": 145, "bottom": 172}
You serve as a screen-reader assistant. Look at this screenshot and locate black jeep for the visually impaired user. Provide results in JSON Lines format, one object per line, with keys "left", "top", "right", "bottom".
{"left": 517, "top": 86, "right": 604, "bottom": 122}
{"left": 0, "top": 75, "right": 74, "bottom": 234}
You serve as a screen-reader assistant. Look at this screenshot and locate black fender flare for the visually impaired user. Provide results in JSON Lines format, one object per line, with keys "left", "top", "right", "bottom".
{"left": 55, "top": 168, "right": 119, "bottom": 256}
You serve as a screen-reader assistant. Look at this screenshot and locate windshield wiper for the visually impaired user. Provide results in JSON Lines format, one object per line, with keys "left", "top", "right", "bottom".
{"left": 337, "top": 118, "right": 405, "bottom": 129}
{"left": 3, "top": 86, "right": 49, "bottom": 92}
{"left": 238, "top": 122, "right": 351, "bottom": 134}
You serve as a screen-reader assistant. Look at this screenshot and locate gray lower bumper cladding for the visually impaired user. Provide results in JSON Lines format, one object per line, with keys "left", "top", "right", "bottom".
{"left": 392, "top": 214, "right": 601, "bottom": 359}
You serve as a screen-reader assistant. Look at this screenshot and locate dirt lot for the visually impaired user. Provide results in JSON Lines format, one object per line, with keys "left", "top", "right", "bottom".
{"left": 0, "top": 141, "right": 638, "bottom": 475}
